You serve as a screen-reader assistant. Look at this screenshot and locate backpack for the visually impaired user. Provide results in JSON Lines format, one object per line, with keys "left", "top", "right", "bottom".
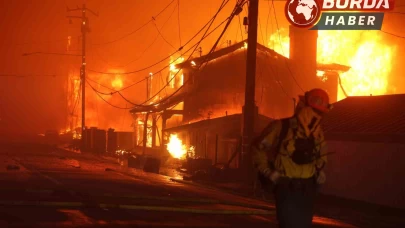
{"left": 255, "top": 117, "right": 319, "bottom": 168}
{"left": 281, "top": 117, "right": 320, "bottom": 165}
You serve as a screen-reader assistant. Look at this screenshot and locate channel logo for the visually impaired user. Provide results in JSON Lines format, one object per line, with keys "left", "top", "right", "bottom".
{"left": 285, "top": 0, "right": 395, "bottom": 30}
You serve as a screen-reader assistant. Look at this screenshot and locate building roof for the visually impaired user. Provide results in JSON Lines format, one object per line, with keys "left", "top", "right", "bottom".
{"left": 164, "top": 113, "right": 273, "bottom": 137}
{"left": 130, "top": 90, "right": 187, "bottom": 113}
{"left": 322, "top": 94, "right": 405, "bottom": 141}
{"left": 176, "top": 40, "right": 351, "bottom": 73}
{"left": 130, "top": 40, "right": 351, "bottom": 114}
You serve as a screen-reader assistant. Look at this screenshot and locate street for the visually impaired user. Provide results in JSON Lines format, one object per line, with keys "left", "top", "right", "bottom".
{"left": 0, "top": 142, "right": 363, "bottom": 228}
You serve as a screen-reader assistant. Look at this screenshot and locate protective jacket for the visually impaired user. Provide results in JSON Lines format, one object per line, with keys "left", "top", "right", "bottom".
{"left": 253, "top": 106, "right": 327, "bottom": 179}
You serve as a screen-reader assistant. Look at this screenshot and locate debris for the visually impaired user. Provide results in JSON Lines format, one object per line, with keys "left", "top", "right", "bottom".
{"left": 105, "top": 168, "right": 114, "bottom": 172}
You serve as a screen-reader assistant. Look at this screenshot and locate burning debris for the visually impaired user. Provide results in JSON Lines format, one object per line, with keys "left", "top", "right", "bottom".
{"left": 166, "top": 134, "right": 188, "bottom": 159}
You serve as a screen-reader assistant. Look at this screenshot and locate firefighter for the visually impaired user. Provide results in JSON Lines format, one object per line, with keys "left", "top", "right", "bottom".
{"left": 252, "top": 88, "right": 331, "bottom": 228}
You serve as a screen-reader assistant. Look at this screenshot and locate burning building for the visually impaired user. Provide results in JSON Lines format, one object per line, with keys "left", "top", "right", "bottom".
{"left": 130, "top": 27, "right": 349, "bottom": 167}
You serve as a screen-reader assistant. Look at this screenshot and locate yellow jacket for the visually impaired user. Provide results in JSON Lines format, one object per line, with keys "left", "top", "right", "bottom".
{"left": 253, "top": 106, "right": 328, "bottom": 179}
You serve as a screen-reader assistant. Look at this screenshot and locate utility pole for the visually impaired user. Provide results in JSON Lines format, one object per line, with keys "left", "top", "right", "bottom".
{"left": 241, "top": 0, "right": 259, "bottom": 174}
{"left": 67, "top": 4, "right": 98, "bottom": 151}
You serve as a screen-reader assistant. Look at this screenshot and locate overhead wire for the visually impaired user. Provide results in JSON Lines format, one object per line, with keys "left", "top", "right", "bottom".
{"left": 92, "top": 13, "right": 232, "bottom": 96}
{"left": 87, "top": 0, "right": 231, "bottom": 76}
{"left": 153, "top": 3, "right": 177, "bottom": 50}
{"left": 92, "top": 0, "right": 231, "bottom": 109}
{"left": 118, "top": 2, "right": 179, "bottom": 68}
{"left": 90, "top": 0, "right": 176, "bottom": 46}
{"left": 86, "top": 79, "right": 132, "bottom": 109}
{"left": 0, "top": 74, "right": 58, "bottom": 77}
{"left": 92, "top": 1, "right": 178, "bottom": 68}
{"left": 380, "top": 30, "right": 405, "bottom": 39}
{"left": 260, "top": 2, "right": 291, "bottom": 100}
{"left": 10, "top": 37, "right": 78, "bottom": 47}
{"left": 177, "top": 0, "right": 182, "bottom": 47}
{"left": 133, "top": 0, "right": 243, "bottom": 109}
{"left": 265, "top": 0, "right": 271, "bottom": 47}
{"left": 117, "top": 0, "right": 232, "bottom": 108}
{"left": 271, "top": 0, "right": 304, "bottom": 92}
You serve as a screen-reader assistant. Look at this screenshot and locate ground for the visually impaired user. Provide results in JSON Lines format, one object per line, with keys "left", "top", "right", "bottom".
{"left": 0, "top": 142, "right": 403, "bottom": 228}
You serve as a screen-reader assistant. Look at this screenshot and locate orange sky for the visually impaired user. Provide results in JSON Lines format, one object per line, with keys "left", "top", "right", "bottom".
{"left": 0, "top": 0, "right": 404, "bottom": 134}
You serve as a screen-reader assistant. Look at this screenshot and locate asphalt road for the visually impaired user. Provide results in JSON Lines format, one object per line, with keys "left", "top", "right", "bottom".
{"left": 0, "top": 142, "right": 367, "bottom": 227}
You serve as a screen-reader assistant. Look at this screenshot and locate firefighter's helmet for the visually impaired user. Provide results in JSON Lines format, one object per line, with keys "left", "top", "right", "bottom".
{"left": 303, "top": 88, "right": 331, "bottom": 113}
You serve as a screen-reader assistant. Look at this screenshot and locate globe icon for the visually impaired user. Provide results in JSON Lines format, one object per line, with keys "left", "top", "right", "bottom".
{"left": 286, "top": 0, "right": 320, "bottom": 27}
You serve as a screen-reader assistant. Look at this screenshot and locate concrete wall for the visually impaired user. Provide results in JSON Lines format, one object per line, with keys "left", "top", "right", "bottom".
{"left": 321, "top": 140, "right": 405, "bottom": 209}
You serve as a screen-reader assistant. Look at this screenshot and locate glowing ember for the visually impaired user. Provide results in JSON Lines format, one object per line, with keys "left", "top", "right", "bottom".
{"left": 168, "top": 56, "right": 185, "bottom": 88}
{"left": 111, "top": 76, "right": 123, "bottom": 90}
{"left": 268, "top": 30, "right": 396, "bottom": 100}
{"left": 166, "top": 134, "right": 187, "bottom": 159}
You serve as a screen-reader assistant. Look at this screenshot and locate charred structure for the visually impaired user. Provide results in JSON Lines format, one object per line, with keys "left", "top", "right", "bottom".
{"left": 130, "top": 28, "right": 350, "bottom": 167}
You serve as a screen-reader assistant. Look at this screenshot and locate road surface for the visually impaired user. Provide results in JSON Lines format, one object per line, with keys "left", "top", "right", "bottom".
{"left": 0, "top": 142, "right": 389, "bottom": 227}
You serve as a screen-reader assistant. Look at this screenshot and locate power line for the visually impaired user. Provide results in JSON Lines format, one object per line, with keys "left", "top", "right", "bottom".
{"left": 86, "top": 79, "right": 132, "bottom": 109}
{"left": 88, "top": 9, "right": 231, "bottom": 98}
{"left": 136, "top": 0, "right": 242, "bottom": 109}
{"left": 272, "top": 0, "right": 304, "bottom": 92}
{"left": 90, "top": 0, "right": 176, "bottom": 46}
{"left": 265, "top": 0, "right": 271, "bottom": 47}
{"left": 114, "top": 9, "right": 232, "bottom": 95}
{"left": 10, "top": 37, "right": 79, "bottom": 47}
{"left": 0, "top": 74, "right": 58, "bottom": 77}
{"left": 100, "top": 0, "right": 234, "bottom": 109}
{"left": 177, "top": 0, "right": 182, "bottom": 47}
{"left": 380, "top": 30, "right": 405, "bottom": 39}
{"left": 117, "top": 0, "right": 232, "bottom": 108}
{"left": 22, "top": 52, "right": 81, "bottom": 57}
{"left": 87, "top": 0, "right": 230, "bottom": 76}
{"left": 92, "top": 2, "right": 178, "bottom": 69}
{"left": 338, "top": 75, "right": 349, "bottom": 98}
{"left": 152, "top": 2, "right": 177, "bottom": 50}
{"left": 86, "top": 78, "right": 115, "bottom": 95}
{"left": 86, "top": 77, "right": 116, "bottom": 92}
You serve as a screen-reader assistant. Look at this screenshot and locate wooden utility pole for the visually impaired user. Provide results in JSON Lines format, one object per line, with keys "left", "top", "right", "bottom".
{"left": 241, "top": 0, "right": 259, "bottom": 171}
{"left": 67, "top": 4, "right": 98, "bottom": 151}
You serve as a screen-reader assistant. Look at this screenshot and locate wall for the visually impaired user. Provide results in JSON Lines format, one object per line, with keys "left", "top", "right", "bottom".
{"left": 289, "top": 25, "right": 319, "bottom": 92}
{"left": 165, "top": 114, "right": 273, "bottom": 168}
{"left": 182, "top": 48, "right": 297, "bottom": 122}
{"left": 321, "top": 140, "right": 405, "bottom": 209}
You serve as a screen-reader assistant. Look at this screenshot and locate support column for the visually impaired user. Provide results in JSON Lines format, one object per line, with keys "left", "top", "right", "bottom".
{"left": 152, "top": 114, "right": 157, "bottom": 148}
{"left": 142, "top": 113, "right": 149, "bottom": 156}
{"left": 241, "top": 0, "right": 259, "bottom": 174}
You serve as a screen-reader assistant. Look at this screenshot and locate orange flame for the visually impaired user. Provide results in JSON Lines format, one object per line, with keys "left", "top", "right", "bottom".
{"left": 268, "top": 29, "right": 396, "bottom": 100}
{"left": 166, "top": 134, "right": 187, "bottom": 159}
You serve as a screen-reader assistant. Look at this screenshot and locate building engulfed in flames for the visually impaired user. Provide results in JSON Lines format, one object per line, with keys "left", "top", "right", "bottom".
{"left": 62, "top": 25, "right": 397, "bottom": 166}
{"left": 130, "top": 25, "right": 398, "bottom": 168}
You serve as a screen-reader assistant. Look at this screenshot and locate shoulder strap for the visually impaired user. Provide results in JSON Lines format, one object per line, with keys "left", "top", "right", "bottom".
{"left": 275, "top": 118, "right": 290, "bottom": 155}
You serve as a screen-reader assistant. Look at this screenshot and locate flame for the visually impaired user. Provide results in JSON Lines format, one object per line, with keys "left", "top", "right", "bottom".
{"left": 268, "top": 29, "right": 396, "bottom": 101}
{"left": 166, "top": 134, "right": 187, "bottom": 159}
{"left": 111, "top": 75, "right": 123, "bottom": 90}
{"left": 168, "top": 56, "right": 185, "bottom": 88}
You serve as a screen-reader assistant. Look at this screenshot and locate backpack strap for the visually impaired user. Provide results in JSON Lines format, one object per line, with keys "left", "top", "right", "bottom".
{"left": 274, "top": 118, "right": 290, "bottom": 155}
